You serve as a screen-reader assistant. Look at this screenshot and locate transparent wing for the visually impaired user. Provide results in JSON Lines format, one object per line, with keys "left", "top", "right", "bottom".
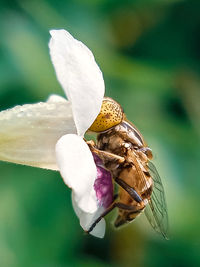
{"left": 124, "top": 151, "right": 168, "bottom": 238}
{"left": 144, "top": 162, "right": 169, "bottom": 239}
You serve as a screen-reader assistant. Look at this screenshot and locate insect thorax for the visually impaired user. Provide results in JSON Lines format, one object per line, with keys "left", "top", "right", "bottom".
{"left": 96, "top": 120, "right": 153, "bottom": 197}
{"left": 97, "top": 120, "right": 144, "bottom": 153}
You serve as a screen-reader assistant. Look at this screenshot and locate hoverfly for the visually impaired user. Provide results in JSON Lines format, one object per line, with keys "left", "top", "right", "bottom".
{"left": 87, "top": 97, "right": 168, "bottom": 239}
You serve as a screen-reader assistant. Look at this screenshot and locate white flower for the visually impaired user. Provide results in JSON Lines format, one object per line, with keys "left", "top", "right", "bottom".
{"left": 0, "top": 29, "right": 110, "bottom": 238}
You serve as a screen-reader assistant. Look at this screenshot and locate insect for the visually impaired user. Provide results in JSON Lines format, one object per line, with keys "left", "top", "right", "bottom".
{"left": 87, "top": 97, "right": 169, "bottom": 239}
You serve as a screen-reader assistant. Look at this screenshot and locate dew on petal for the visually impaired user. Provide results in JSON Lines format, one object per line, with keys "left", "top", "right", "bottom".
{"left": 93, "top": 153, "right": 113, "bottom": 208}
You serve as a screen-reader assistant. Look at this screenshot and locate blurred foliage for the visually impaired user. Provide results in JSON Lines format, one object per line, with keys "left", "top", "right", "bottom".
{"left": 0, "top": 0, "right": 200, "bottom": 266}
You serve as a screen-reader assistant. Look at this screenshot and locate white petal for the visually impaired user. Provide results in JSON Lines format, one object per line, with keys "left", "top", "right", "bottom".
{"left": 49, "top": 29, "right": 105, "bottom": 136}
{"left": 72, "top": 192, "right": 105, "bottom": 238}
{"left": 47, "top": 94, "right": 68, "bottom": 103}
{"left": 0, "top": 97, "right": 76, "bottom": 170}
{"left": 56, "top": 134, "right": 98, "bottom": 213}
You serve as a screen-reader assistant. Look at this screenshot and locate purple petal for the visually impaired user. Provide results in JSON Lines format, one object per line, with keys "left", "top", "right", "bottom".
{"left": 92, "top": 152, "right": 103, "bottom": 166}
{"left": 93, "top": 153, "right": 113, "bottom": 208}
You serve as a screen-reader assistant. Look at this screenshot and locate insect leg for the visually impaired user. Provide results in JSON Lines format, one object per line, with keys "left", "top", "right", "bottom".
{"left": 115, "top": 202, "right": 143, "bottom": 210}
{"left": 86, "top": 202, "right": 141, "bottom": 234}
{"left": 86, "top": 202, "right": 116, "bottom": 234}
{"left": 87, "top": 140, "right": 125, "bottom": 164}
{"left": 113, "top": 193, "right": 119, "bottom": 201}
{"left": 115, "top": 177, "right": 143, "bottom": 203}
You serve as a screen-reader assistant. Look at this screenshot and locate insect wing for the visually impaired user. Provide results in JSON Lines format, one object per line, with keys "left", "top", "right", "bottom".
{"left": 122, "top": 150, "right": 168, "bottom": 238}
{"left": 144, "top": 162, "right": 169, "bottom": 239}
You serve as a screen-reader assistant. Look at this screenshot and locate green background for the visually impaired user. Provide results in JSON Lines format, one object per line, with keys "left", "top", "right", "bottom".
{"left": 0, "top": 0, "right": 200, "bottom": 266}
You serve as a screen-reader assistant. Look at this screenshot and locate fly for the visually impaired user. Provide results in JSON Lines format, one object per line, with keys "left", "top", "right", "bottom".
{"left": 87, "top": 97, "right": 169, "bottom": 239}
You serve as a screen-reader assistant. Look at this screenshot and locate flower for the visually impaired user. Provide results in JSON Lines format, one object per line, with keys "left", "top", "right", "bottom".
{"left": 0, "top": 29, "right": 113, "bottom": 238}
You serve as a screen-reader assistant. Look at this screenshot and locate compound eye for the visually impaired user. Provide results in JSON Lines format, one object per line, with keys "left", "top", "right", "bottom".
{"left": 89, "top": 97, "right": 124, "bottom": 132}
